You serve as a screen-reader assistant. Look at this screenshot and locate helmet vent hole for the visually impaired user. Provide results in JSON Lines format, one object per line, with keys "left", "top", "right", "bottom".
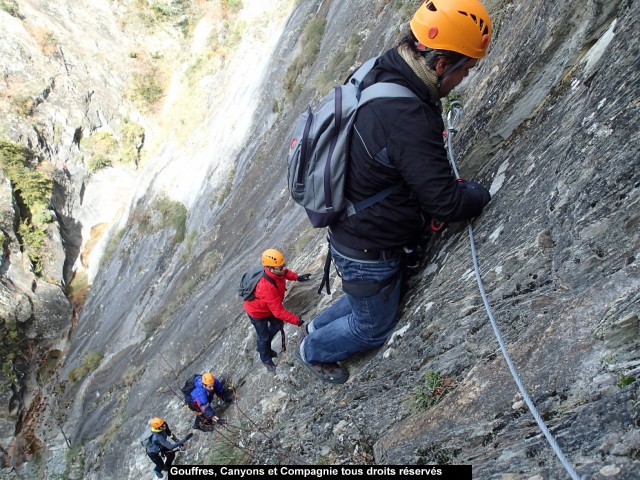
{"left": 470, "top": 13, "right": 478, "bottom": 24}
{"left": 426, "top": 2, "right": 437, "bottom": 12}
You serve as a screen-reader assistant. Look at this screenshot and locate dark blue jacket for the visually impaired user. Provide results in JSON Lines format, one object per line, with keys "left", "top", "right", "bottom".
{"left": 146, "top": 424, "right": 184, "bottom": 454}
{"left": 190, "top": 375, "right": 226, "bottom": 418}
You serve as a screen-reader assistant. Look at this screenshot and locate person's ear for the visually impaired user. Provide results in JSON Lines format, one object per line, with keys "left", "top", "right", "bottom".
{"left": 433, "top": 57, "right": 450, "bottom": 76}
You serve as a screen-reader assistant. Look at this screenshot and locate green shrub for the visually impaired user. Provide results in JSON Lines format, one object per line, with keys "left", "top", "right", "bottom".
{"left": 67, "top": 270, "right": 89, "bottom": 310}
{"left": 181, "top": 230, "right": 197, "bottom": 261}
{"left": 120, "top": 118, "right": 145, "bottom": 165}
{"left": 88, "top": 155, "right": 113, "bottom": 173}
{"left": 0, "top": 318, "right": 20, "bottom": 391}
{"left": 102, "top": 228, "right": 125, "bottom": 266}
{"left": 42, "top": 31, "right": 58, "bottom": 55}
{"left": 129, "top": 195, "right": 187, "bottom": 245}
{"left": 81, "top": 131, "right": 118, "bottom": 156}
{"left": 202, "top": 250, "right": 222, "bottom": 275}
{"left": 17, "top": 220, "right": 47, "bottom": 274}
{"left": 12, "top": 96, "right": 35, "bottom": 116}
{"left": 0, "top": 0, "right": 19, "bottom": 16}
{"left": 617, "top": 375, "right": 635, "bottom": 388}
{"left": 68, "top": 351, "right": 103, "bottom": 384}
{"left": 151, "top": 2, "right": 173, "bottom": 18}
{"left": 82, "top": 123, "right": 145, "bottom": 170}
{"left": 315, "top": 34, "right": 361, "bottom": 95}
{"left": 131, "top": 67, "right": 164, "bottom": 107}
{"left": 284, "top": 18, "right": 326, "bottom": 100}
{"left": 131, "top": 0, "right": 192, "bottom": 29}
{"left": 443, "top": 92, "right": 462, "bottom": 114}
{"left": 82, "top": 351, "right": 103, "bottom": 371}
{"left": 412, "top": 371, "right": 454, "bottom": 410}
{"left": 0, "top": 141, "right": 52, "bottom": 274}
{"left": 153, "top": 194, "right": 187, "bottom": 244}
{"left": 220, "top": 0, "right": 243, "bottom": 15}
{"left": 207, "top": 19, "right": 245, "bottom": 59}
{"left": 0, "top": 141, "right": 52, "bottom": 218}
{"left": 67, "top": 366, "right": 84, "bottom": 384}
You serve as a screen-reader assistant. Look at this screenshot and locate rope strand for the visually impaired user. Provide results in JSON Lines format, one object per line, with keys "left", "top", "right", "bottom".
{"left": 446, "top": 102, "right": 582, "bottom": 480}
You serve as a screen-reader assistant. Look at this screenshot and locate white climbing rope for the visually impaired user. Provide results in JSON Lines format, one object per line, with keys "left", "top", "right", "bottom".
{"left": 446, "top": 101, "right": 582, "bottom": 480}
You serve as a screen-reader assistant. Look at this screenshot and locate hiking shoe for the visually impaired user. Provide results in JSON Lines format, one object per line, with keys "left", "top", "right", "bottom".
{"left": 152, "top": 469, "right": 163, "bottom": 479}
{"left": 193, "top": 423, "right": 216, "bottom": 432}
{"left": 263, "top": 359, "right": 277, "bottom": 373}
{"left": 292, "top": 341, "right": 349, "bottom": 384}
{"left": 269, "top": 349, "right": 278, "bottom": 358}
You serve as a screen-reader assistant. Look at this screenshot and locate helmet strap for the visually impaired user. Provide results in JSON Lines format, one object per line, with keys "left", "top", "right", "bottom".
{"left": 438, "top": 56, "right": 469, "bottom": 83}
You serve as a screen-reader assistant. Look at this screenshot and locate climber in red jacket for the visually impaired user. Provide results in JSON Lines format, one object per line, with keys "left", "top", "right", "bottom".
{"left": 243, "top": 248, "right": 310, "bottom": 373}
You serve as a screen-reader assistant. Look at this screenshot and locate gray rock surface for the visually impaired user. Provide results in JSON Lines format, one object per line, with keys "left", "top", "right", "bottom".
{"left": 0, "top": 0, "right": 638, "bottom": 479}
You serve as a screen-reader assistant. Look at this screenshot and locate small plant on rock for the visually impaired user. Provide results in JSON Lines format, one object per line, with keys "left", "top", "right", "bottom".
{"left": 413, "top": 371, "right": 455, "bottom": 410}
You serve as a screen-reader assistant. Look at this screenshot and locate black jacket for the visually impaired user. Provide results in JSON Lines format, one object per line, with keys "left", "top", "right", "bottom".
{"left": 330, "top": 47, "right": 489, "bottom": 250}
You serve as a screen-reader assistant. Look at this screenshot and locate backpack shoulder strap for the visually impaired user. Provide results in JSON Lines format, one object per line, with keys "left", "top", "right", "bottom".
{"left": 359, "top": 82, "right": 416, "bottom": 105}
{"left": 348, "top": 57, "right": 416, "bottom": 104}
{"left": 349, "top": 57, "right": 378, "bottom": 87}
{"left": 261, "top": 272, "right": 277, "bottom": 289}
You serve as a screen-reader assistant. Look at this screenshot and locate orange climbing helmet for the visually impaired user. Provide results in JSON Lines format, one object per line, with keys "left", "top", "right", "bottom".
{"left": 201, "top": 372, "right": 215, "bottom": 385}
{"left": 410, "top": 0, "right": 492, "bottom": 59}
{"left": 261, "top": 249, "right": 285, "bottom": 267}
{"left": 149, "top": 417, "right": 165, "bottom": 429}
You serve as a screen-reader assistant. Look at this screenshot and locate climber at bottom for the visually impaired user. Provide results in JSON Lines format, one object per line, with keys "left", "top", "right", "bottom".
{"left": 145, "top": 417, "right": 193, "bottom": 479}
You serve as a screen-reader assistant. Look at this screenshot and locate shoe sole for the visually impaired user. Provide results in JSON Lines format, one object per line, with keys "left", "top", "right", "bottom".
{"left": 292, "top": 343, "right": 348, "bottom": 384}
{"left": 262, "top": 362, "right": 277, "bottom": 374}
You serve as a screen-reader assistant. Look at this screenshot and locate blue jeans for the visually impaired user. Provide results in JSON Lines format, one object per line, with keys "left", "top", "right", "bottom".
{"left": 302, "top": 246, "right": 402, "bottom": 364}
{"left": 249, "top": 315, "right": 283, "bottom": 363}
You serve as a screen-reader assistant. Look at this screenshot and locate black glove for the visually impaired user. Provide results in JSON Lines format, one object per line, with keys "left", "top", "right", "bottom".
{"left": 297, "top": 317, "right": 305, "bottom": 328}
{"left": 216, "top": 418, "right": 226, "bottom": 425}
{"left": 297, "top": 273, "right": 311, "bottom": 282}
{"left": 459, "top": 181, "right": 491, "bottom": 207}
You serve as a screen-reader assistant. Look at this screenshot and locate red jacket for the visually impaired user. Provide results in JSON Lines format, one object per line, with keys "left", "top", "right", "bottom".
{"left": 243, "top": 268, "right": 301, "bottom": 325}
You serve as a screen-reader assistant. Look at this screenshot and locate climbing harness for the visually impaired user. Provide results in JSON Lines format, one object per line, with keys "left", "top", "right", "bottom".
{"left": 447, "top": 101, "right": 582, "bottom": 480}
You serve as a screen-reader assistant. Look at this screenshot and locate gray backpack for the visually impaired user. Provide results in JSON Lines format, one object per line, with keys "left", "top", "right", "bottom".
{"left": 238, "top": 266, "right": 277, "bottom": 301}
{"left": 286, "top": 56, "right": 417, "bottom": 228}
{"left": 138, "top": 426, "right": 152, "bottom": 449}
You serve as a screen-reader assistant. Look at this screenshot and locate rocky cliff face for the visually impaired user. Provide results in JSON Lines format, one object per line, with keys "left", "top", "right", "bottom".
{"left": 0, "top": 0, "right": 638, "bottom": 479}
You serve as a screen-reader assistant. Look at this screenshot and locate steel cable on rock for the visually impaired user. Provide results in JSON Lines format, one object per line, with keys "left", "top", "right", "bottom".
{"left": 446, "top": 102, "right": 582, "bottom": 480}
